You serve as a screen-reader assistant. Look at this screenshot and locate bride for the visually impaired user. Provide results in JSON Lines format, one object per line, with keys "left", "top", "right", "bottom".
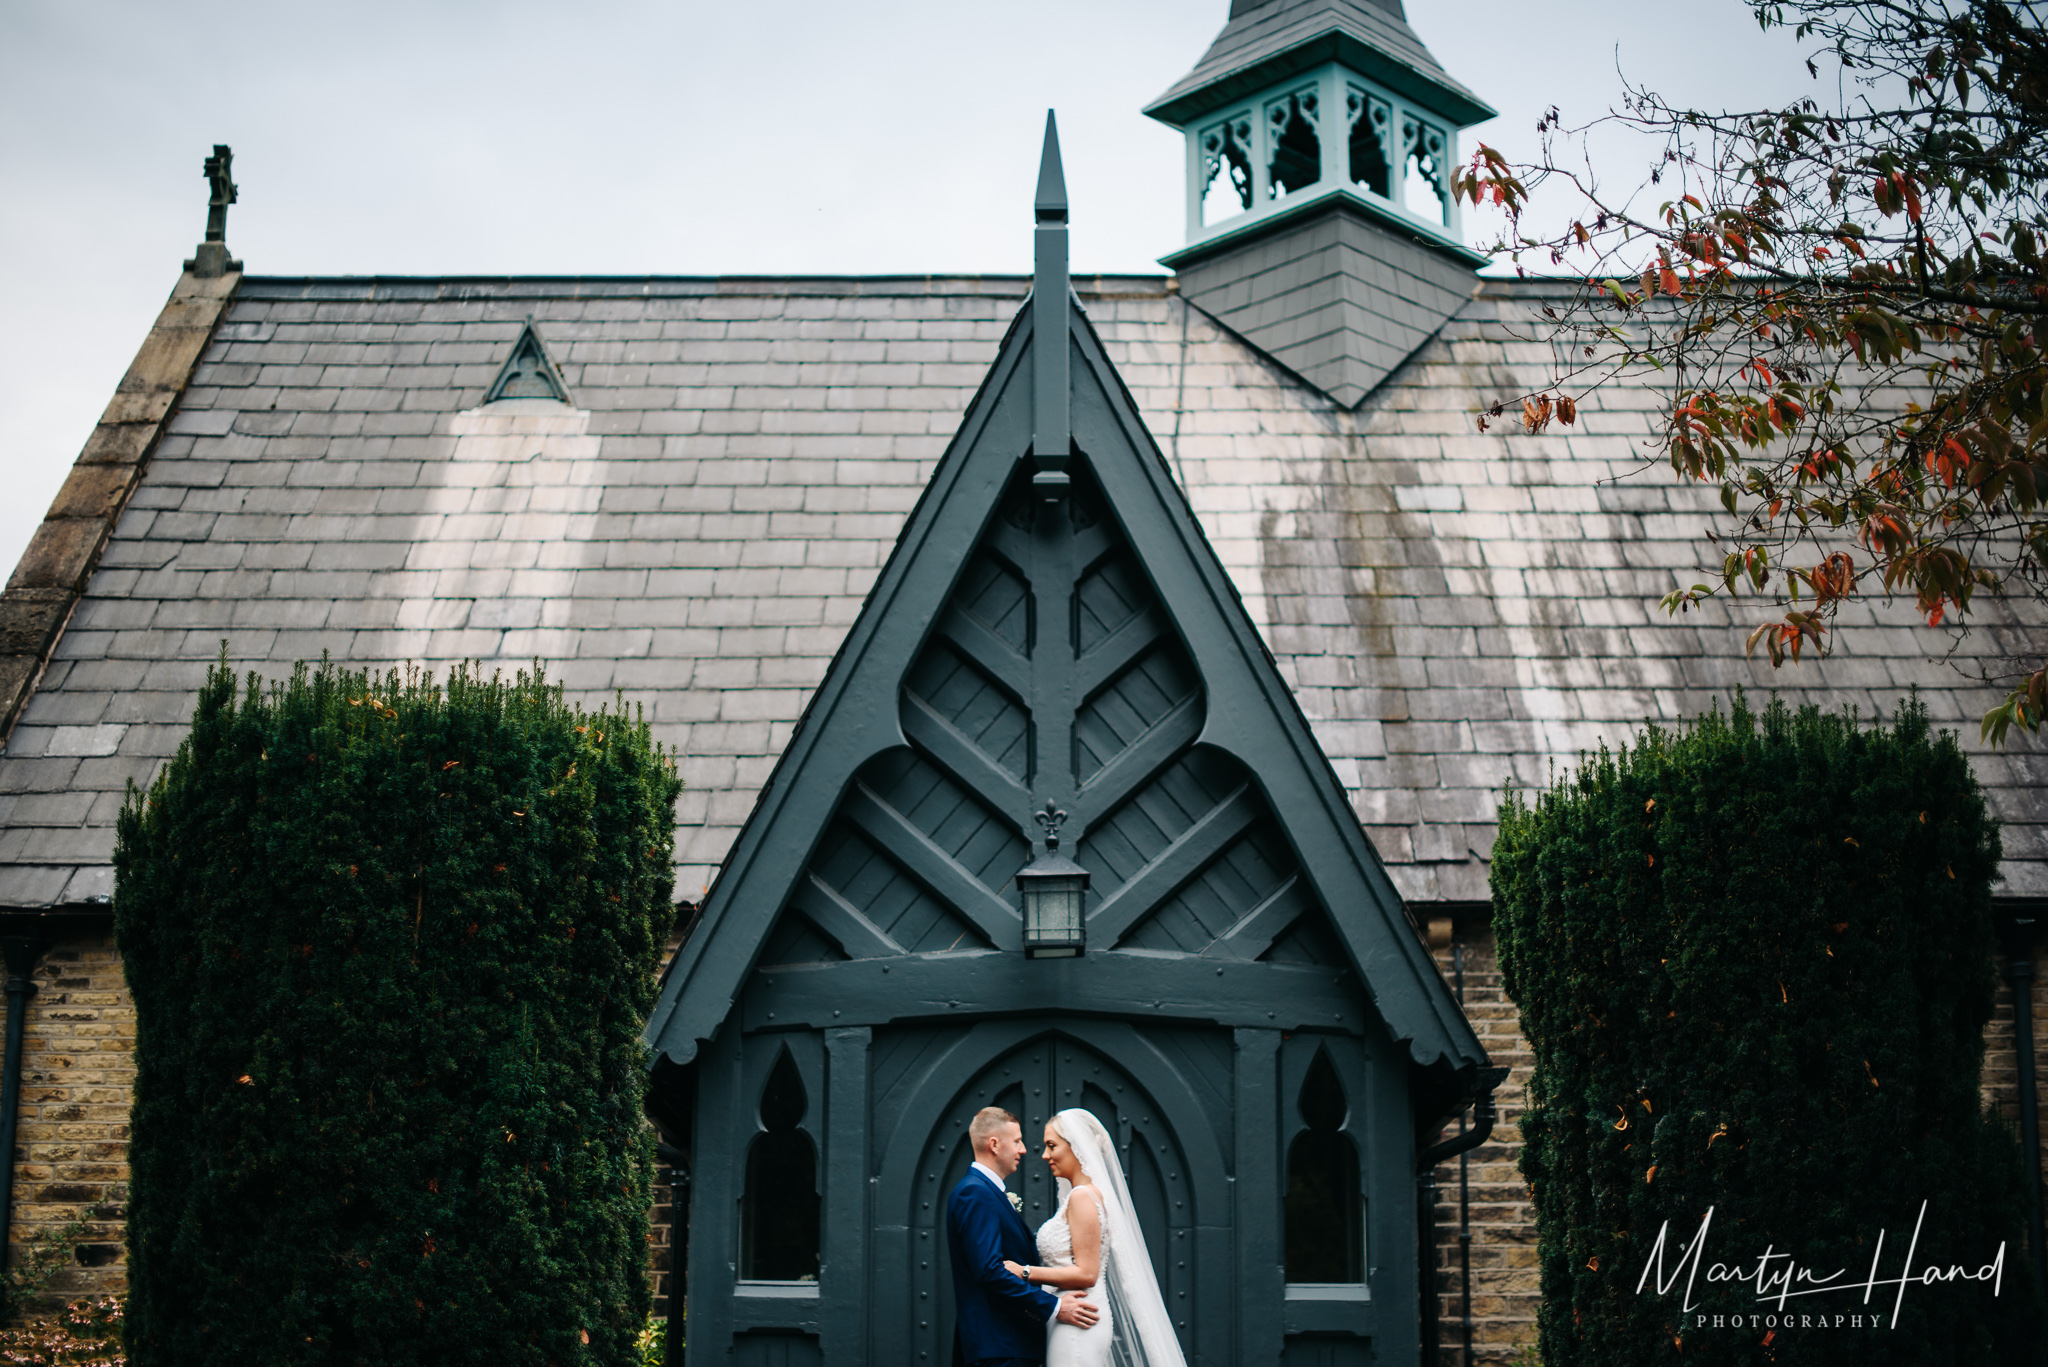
{"left": 1001, "top": 1108, "right": 1187, "bottom": 1367}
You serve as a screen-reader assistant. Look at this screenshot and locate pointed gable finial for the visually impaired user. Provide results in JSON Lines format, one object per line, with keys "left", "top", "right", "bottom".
{"left": 1035, "top": 111, "right": 1069, "bottom": 224}
{"left": 1032, "top": 110, "right": 1071, "bottom": 501}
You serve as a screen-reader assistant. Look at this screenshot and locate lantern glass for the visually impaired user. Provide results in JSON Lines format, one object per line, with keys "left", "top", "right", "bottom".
{"left": 1019, "top": 856, "right": 1089, "bottom": 958}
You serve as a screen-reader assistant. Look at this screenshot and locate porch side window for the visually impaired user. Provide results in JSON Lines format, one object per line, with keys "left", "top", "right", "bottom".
{"left": 1284, "top": 1047, "right": 1363, "bottom": 1281}
{"left": 740, "top": 1050, "right": 820, "bottom": 1279}
{"left": 1265, "top": 86, "right": 1321, "bottom": 201}
{"left": 1402, "top": 113, "right": 1451, "bottom": 226}
{"left": 1346, "top": 86, "right": 1391, "bottom": 198}
{"left": 1200, "top": 112, "right": 1255, "bottom": 224}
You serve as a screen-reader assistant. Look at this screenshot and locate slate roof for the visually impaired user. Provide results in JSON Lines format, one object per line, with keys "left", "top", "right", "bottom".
{"left": 1143, "top": 0, "right": 1495, "bottom": 128}
{"left": 2, "top": 272, "right": 2043, "bottom": 910}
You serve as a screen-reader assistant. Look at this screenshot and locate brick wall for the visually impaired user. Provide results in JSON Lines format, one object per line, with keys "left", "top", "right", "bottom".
{"left": 1984, "top": 944, "right": 2048, "bottom": 1170}
{"left": 1424, "top": 927, "right": 1538, "bottom": 1367}
{"left": 651, "top": 1170, "right": 678, "bottom": 1321}
{"left": 4, "top": 929, "right": 133, "bottom": 1311}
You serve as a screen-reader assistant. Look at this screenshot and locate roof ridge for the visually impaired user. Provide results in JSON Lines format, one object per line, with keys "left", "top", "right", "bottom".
{"left": 232, "top": 272, "right": 1175, "bottom": 301}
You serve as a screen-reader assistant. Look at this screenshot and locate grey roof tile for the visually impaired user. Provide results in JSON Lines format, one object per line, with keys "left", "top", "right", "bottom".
{"left": 0, "top": 865, "right": 80, "bottom": 906}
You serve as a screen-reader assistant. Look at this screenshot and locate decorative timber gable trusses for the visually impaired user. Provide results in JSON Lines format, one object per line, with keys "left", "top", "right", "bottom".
{"left": 644, "top": 115, "right": 1483, "bottom": 1080}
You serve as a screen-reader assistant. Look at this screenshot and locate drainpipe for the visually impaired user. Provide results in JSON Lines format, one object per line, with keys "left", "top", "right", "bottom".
{"left": 657, "top": 1140, "right": 690, "bottom": 1360}
{"left": 1418, "top": 1070, "right": 1508, "bottom": 1177}
{"left": 2000, "top": 908, "right": 2044, "bottom": 1300}
{"left": 0, "top": 932, "right": 42, "bottom": 1272}
{"left": 1418, "top": 1063, "right": 1510, "bottom": 1366}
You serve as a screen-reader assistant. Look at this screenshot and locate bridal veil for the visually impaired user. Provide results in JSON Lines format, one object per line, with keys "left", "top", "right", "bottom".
{"left": 1050, "top": 1108, "right": 1188, "bottom": 1367}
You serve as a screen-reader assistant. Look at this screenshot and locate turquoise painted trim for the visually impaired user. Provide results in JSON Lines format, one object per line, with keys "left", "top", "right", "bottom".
{"left": 1178, "top": 61, "right": 1473, "bottom": 252}
{"left": 1145, "top": 28, "right": 1497, "bottom": 132}
{"left": 1161, "top": 182, "right": 1490, "bottom": 271}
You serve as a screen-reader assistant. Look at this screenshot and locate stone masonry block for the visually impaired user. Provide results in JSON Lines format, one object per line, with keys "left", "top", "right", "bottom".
{"left": 77, "top": 423, "right": 157, "bottom": 467}
{"left": 48, "top": 464, "right": 140, "bottom": 522}
{"left": 8, "top": 520, "right": 108, "bottom": 594}
{"left": 0, "top": 590, "right": 75, "bottom": 658}
{"left": 116, "top": 326, "right": 217, "bottom": 395}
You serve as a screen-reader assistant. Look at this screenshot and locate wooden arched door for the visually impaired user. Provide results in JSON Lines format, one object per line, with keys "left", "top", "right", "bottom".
{"left": 871, "top": 1021, "right": 1231, "bottom": 1366}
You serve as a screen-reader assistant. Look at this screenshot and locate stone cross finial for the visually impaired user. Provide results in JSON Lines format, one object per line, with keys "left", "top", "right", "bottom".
{"left": 203, "top": 145, "right": 236, "bottom": 243}
{"left": 187, "top": 143, "right": 242, "bottom": 279}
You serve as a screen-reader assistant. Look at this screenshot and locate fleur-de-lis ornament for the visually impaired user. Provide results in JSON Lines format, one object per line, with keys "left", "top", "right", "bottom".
{"left": 1034, "top": 800, "right": 1069, "bottom": 852}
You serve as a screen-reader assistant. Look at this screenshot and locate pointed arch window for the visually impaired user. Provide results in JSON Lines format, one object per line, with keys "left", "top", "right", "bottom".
{"left": 740, "top": 1050, "right": 820, "bottom": 1280}
{"left": 1200, "top": 113, "right": 1255, "bottom": 224}
{"left": 1402, "top": 114, "right": 1452, "bottom": 227}
{"left": 1284, "top": 1048, "right": 1363, "bottom": 1282}
{"left": 1265, "top": 86, "right": 1320, "bottom": 201}
{"left": 1346, "top": 86, "right": 1392, "bottom": 198}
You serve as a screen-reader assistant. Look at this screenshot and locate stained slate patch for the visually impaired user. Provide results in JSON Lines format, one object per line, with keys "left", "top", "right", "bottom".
{"left": 1, "top": 275, "right": 2041, "bottom": 908}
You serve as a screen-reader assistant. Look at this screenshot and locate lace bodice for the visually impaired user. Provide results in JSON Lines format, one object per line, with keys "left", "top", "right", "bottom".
{"left": 1037, "top": 1186, "right": 1108, "bottom": 1269}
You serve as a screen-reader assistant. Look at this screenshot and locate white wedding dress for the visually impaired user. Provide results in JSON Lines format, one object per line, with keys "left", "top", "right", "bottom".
{"left": 1039, "top": 1185, "right": 1113, "bottom": 1365}
{"left": 1037, "top": 1108, "right": 1187, "bottom": 1367}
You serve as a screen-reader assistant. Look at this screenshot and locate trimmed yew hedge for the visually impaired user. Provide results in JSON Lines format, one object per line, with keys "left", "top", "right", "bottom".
{"left": 1492, "top": 696, "right": 2037, "bottom": 1366}
{"left": 115, "top": 661, "right": 680, "bottom": 1367}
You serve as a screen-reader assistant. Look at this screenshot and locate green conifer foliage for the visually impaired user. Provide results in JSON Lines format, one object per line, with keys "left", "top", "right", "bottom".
{"left": 114, "top": 661, "right": 681, "bottom": 1367}
{"left": 1492, "top": 696, "right": 2039, "bottom": 1366}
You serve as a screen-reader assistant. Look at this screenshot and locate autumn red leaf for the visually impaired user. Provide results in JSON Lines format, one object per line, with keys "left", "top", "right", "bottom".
{"left": 1453, "top": 0, "right": 2048, "bottom": 746}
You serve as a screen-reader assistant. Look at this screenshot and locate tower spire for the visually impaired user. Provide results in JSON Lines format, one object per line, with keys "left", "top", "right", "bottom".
{"left": 1032, "top": 110, "right": 1070, "bottom": 499}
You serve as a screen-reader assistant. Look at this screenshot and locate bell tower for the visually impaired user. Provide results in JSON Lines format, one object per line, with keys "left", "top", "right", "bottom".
{"left": 1146, "top": 0, "right": 1495, "bottom": 407}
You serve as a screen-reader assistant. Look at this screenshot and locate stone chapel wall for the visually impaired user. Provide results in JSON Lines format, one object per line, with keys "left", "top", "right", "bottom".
{"left": 2, "top": 920, "right": 2042, "bottom": 1346}
{"left": 5, "top": 930, "right": 133, "bottom": 1311}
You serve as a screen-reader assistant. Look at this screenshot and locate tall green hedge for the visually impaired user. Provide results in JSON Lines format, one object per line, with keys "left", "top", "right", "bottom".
{"left": 1492, "top": 696, "right": 2038, "bottom": 1366}
{"left": 115, "top": 661, "right": 681, "bottom": 1367}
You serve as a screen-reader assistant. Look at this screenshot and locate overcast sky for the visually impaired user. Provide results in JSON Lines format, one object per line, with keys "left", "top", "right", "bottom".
{"left": 0, "top": 0, "right": 1817, "bottom": 577}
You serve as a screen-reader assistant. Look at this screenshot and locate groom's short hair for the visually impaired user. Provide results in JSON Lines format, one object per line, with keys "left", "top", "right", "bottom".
{"left": 969, "top": 1106, "right": 1018, "bottom": 1151}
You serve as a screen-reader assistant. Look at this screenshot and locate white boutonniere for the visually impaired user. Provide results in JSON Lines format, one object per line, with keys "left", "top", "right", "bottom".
{"left": 1007, "top": 1192, "right": 1023, "bottom": 1213}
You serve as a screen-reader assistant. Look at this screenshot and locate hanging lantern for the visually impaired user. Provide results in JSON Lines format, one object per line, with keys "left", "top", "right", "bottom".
{"left": 1019, "top": 801, "right": 1089, "bottom": 958}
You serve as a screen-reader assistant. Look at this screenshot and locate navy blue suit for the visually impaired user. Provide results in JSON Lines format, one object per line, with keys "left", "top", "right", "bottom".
{"left": 947, "top": 1169, "right": 1058, "bottom": 1366}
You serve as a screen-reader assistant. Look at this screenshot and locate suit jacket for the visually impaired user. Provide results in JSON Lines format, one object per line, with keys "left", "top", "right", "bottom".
{"left": 947, "top": 1171, "right": 1058, "bottom": 1365}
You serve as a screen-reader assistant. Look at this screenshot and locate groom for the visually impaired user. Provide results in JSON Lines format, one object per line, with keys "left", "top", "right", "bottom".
{"left": 947, "top": 1106, "right": 1099, "bottom": 1366}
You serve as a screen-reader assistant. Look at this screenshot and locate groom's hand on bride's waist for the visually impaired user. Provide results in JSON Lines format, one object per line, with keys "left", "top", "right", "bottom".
{"left": 1054, "top": 1292, "right": 1100, "bottom": 1329}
